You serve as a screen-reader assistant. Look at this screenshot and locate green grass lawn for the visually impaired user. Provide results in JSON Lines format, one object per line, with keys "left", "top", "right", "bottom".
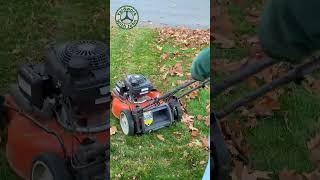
{"left": 110, "top": 27, "right": 209, "bottom": 179}
{"left": 214, "top": 0, "right": 320, "bottom": 177}
{"left": 0, "top": 1, "right": 107, "bottom": 179}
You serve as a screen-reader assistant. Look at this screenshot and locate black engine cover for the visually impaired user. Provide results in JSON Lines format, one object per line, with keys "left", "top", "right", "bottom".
{"left": 115, "top": 74, "right": 153, "bottom": 98}
{"left": 45, "top": 40, "right": 110, "bottom": 113}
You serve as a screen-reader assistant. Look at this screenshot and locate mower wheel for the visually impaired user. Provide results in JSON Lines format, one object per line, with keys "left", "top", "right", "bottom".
{"left": 31, "top": 153, "right": 72, "bottom": 180}
{"left": 169, "top": 98, "right": 183, "bottom": 121}
{"left": 120, "top": 110, "right": 135, "bottom": 136}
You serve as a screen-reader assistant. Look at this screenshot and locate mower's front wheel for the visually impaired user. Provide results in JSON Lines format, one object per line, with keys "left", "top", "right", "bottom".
{"left": 31, "top": 153, "right": 72, "bottom": 180}
{"left": 120, "top": 110, "right": 135, "bottom": 136}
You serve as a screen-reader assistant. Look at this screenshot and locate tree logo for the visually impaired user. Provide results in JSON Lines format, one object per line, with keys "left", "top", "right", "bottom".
{"left": 115, "top": 5, "right": 139, "bottom": 29}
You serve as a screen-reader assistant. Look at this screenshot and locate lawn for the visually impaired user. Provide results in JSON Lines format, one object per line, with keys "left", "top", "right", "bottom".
{"left": 110, "top": 27, "right": 210, "bottom": 179}
{"left": 213, "top": 0, "right": 320, "bottom": 178}
{"left": 0, "top": 1, "right": 107, "bottom": 179}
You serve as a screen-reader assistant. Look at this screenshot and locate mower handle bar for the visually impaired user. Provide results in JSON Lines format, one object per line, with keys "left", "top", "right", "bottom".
{"left": 158, "top": 79, "right": 209, "bottom": 100}
{"left": 214, "top": 56, "right": 320, "bottom": 119}
{"left": 140, "top": 79, "right": 209, "bottom": 111}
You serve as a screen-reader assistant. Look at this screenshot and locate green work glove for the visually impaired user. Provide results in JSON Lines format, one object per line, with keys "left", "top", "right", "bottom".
{"left": 191, "top": 47, "right": 210, "bottom": 81}
{"left": 259, "top": 0, "right": 320, "bottom": 63}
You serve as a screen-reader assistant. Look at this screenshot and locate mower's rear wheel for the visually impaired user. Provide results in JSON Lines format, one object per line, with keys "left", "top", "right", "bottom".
{"left": 120, "top": 110, "right": 135, "bottom": 136}
{"left": 169, "top": 98, "right": 183, "bottom": 121}
{"left": 31, "top": 153, "right": 72, "bottom": 180}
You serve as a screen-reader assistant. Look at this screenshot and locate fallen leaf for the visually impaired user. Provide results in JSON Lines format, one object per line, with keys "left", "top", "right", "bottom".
{"left": 197, "top": 115, "right": 205, "bottom": 121}
{"left": 307, "top": 132, "right": 320, "bottom": 168}
{"left": 110, "top": 126, "right": 117, "bottom": 135}
{"left": 213, "top": 33, "right": 235, "bottom": 49}
{"left": 169, "top": 62, "right": 184, "bottom": 77}
{"left": 156, "top": 45, "right": 163, "bottom": 51}
{"left": 190, "top": 127, "right": 199, "bottom": 137}
{"left": 182, "top": 114, "right": 194, "bottom": 127}
{"left": 279, "top": 169, "right": 303, "bottom": 180}
{"left": 161, "top": 52, "right": 170, "bottom": 60}
{"left": 157, "top": 134, "right": 165, "bottom": 141}
{"left": 188, "top": 139, "right": 202, "bottom": 148}
{"left": 201, "top": 137, "right": 209, "bottom": 150}
{"left": 187, "top": 90, "right": 199, "bottom": 99}
{"left": 304, "top": 170, "right": 320, "bottom": 180}
{"left": 173, "top": 132, "right": 182, "bottom": 139}
{"left": 250, "top": 94, "right": 280, "bottom": 117}
{"left": 200, "top": 161, "right": 206, "bottom": 165}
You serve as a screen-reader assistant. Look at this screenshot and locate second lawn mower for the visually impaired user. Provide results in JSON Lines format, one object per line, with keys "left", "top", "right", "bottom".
{"left": 111, "top": 74, "right": 209, "bottom": 135}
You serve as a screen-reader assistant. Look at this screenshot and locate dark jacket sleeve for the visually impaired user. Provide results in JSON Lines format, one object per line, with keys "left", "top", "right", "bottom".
{"left": 191, "top": 47, "right": 210, "bottom": 81}
{"left": 259, "top": 0, "right": 320, "bottom": 63}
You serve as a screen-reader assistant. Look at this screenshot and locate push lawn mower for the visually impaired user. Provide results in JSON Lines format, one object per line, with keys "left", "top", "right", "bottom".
{"left": 211, "top": 56, "right": 320, "bottom": 180}
{"left": 111, "top": 74, "right": 209, "bottom": 135}
{"left": 0, "top": 40, "right": 110, "bottom": 180}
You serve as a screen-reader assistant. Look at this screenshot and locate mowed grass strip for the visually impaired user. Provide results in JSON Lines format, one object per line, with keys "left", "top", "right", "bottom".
{"left": 110, "top": 27, "right": 209, "bottom": 179}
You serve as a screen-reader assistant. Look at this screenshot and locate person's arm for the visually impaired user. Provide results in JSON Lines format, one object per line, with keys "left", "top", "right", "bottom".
{"left": 191, "top": 47, "right": 210, "bottom": 81}
{"left": 259, "top": 0, "right": 320, "bottom": 63}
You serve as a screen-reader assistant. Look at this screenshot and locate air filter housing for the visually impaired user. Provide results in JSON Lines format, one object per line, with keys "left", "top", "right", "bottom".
{"left": 45, "top": 40, "right": 110, "bottom": 113}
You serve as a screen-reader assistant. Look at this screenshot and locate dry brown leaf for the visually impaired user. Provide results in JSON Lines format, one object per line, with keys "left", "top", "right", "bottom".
{"left": 157, "top": 134, "right": 165, "bottom": 141}
{"left": 307, "top": 133, "right": 320, "bottom": 168}
{"left": 110, "top": 126, "right": 117, "bottom": 135}
{"left": 197, "top": 115, "right": 205, "bottom": 121}
{"left": 162, "top": 72, "right": 168, "bottom": 80}
{"left": 213, "top": 33, "right": 235, "bottom": 49}
{"left": 187, "top": 90, "right": 199, "bottom": 99}
{"left": 169, "top": 63, "right": 184, "bottom": 77}
{"left": 173, "top": 132, "right": 182, "bottom": 139}
{"left": 201, "top": 136, "right": 209, "bottom": 150}
{"left": 230, "top": 160, "right": 271, "bottom": 180}
{"left": 181, "top": 114, "right": 194, "bottom": 127}
{"left": 156, "top": 45, "right": 163, "bottom": 51}
{"left": 188, "top": 139, "right": 202, "bottom": 148}
{"left": 279, "top": 169, "right": 303, "bottom": 180}
{"left": 161, "top": 52, "right": 170, "bottom": 60}
{"left": 304, "top": 170, "right": 320, "bottom": 180}
{"left": 190, "top": 127, "right": 199, "bottom": 137}
{"left": 250, "top": 95, "right": 280, "bottom": 117}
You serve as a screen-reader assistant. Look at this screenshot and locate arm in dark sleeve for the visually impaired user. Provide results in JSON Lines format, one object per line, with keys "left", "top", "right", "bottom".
{"left": 191, "top": 47, "right": 210, "bottom": 81}
{"left": 259, "top": 0, "right": 320, "bottom": 63}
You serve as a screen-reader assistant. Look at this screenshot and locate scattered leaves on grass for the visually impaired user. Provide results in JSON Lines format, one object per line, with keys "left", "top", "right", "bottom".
{"left": 157, "top": 134, "right": 165, "bottom": 141}
{"left": 110, "top": 126, "right": 117, "bottom": 135}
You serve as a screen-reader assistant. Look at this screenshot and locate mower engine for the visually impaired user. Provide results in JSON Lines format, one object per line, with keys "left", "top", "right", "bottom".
{"left": 112, "top": 74, "right": 183, "bottom": 135}
{"left": 13, "top": 40, "right": 110, "bottom": 132}
{"left": 6, "top": 40, "right": 109, "bottom": 180}
{"left": 115, "top": 74, "right": 153, "bottom": 103}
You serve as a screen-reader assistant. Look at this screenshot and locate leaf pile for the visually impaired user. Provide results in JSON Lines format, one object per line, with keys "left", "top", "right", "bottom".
{"left": 158, "top": 27, "right": 209, "bottom": 49}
